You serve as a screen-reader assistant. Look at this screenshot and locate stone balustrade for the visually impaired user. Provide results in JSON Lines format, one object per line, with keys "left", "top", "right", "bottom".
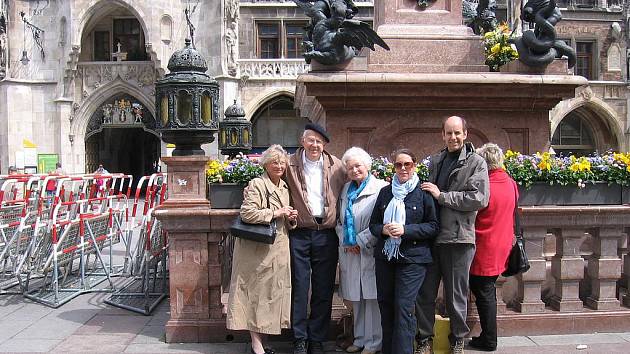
{"left": 480, "top": 206, "right": 630, "bottom": 336}
{"left": 238, "top": 59, "right": 310, "bottom": 80}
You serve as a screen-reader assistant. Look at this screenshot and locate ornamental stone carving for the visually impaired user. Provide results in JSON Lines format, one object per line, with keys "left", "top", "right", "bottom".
{"left": 76, "top": 62, "right": 156, "bottom": 100}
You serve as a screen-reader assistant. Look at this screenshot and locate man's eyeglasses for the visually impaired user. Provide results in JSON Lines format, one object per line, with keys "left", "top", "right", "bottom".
{"left": 304, "top": 137, "right": 325, "bottom": 146}
{"left": 394, "top": 162, "right": 414, "bottom": 170}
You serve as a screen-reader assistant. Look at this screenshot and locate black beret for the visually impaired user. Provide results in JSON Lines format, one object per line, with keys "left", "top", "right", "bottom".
{"left": 304, "top": 123, "right": 330, "bottom": 143}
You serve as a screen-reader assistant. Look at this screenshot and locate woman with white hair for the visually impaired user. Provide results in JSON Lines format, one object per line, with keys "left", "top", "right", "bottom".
{"left": 468, "top": 143, "right": 518, "bottom": 352}
{"left": 227, "top": 144, "right": 298, "bottom": 354}
{"left": 335, "top": 147, "right": 388, "bottom": 354}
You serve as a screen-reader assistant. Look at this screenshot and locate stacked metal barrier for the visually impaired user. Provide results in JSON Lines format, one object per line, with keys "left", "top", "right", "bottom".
{"left": 0, "top": 172, "right": 142, "bottom": 308}
{"left": 105, "top": 173, "right": 168, "bottom": 315}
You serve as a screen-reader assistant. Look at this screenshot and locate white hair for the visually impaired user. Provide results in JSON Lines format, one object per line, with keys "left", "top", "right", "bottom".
{"left": 259, "top": 144, "right": 288, "bottom": 167}
{"left": 341, "top": 147, "right": 372, "bottom": 169}
{"left": 477, "top": 143, "right": 504, "bottom": 170}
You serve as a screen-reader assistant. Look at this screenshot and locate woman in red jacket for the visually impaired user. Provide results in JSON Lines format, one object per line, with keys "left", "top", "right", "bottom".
{"left": 469, "top": 143, "right": 517, "bottom": 352}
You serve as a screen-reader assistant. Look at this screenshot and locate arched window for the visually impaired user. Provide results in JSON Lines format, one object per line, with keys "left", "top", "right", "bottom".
{"left": 551, "top": 113, "right": 595, "bottom": 156}
{"left": 251, "top": 96, "right": 310, "bottom": 153}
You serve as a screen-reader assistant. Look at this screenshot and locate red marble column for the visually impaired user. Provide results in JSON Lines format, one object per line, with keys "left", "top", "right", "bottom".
{"left": 585, "top": 227, "right": 621, "bottom": 310}
{"left": 515, "top": 227, "right": 546, "bottom": 313}
{"left": 549, "top": 228, "right": 585, "bottom": 312}
{"left": 154, "top": 156, "right": 239, "bottom": 343}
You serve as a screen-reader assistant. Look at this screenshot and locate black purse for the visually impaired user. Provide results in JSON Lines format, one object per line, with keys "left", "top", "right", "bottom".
{"left": 502, "top": 187, "right": 531, "bottom": 277}
{"left": 230, "top": 188, "right": 277, "bottom": 244}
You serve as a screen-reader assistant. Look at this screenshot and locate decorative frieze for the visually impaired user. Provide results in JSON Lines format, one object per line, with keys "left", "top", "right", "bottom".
{"left": 238, "top": 59, "right": 310, "bottom": 80}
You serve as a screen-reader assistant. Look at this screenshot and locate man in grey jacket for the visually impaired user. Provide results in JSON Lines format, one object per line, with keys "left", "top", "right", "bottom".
{"left": 416, "top": 116, "right": 490, "bottom": 354}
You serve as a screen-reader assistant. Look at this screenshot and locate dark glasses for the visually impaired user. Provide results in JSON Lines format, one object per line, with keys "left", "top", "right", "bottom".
{"left": 394, "top": 162, "right": 414, "bottom": 170}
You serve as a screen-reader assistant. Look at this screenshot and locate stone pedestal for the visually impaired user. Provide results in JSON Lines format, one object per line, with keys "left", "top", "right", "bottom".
{"left": 153, "top": 156, "right": 239, "bottom": 343}
{"left": 549, "top": 228, "right": 585, "bottom": 312}
{"left": 515, "top": 227, "right": 546, "bottom": 313}
{"left": 585, "top": 227, "right": 621, "bottom": 310}
{"left": 369, "top": 0, "right": 486, "bottom": 73}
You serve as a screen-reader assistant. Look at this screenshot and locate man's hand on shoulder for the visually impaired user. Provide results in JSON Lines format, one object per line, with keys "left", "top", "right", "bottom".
{"left": 421, "top": 182, "right": 440, "bottom": 199}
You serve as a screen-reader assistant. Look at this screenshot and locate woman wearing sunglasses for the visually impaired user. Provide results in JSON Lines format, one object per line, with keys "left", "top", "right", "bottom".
{"left": 369, "top": 149, "right": 439, "bottom": 354}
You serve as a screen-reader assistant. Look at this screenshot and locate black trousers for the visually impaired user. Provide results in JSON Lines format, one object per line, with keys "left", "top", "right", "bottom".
{"left": 376, "top": 259, "right": 427, "bottom": 354}
{"left": 289, "top": 227, "right": 339, "bottom": 342}
{"left": 469, "top": 274, "right": 499, "bottom": 347}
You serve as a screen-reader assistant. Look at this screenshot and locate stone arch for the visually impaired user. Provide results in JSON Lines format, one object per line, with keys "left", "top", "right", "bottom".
{"left": 66, "top": 0, "right": 163, "bottom": 76}
{"left": 69, "top": 80, "right": 155, "bottom": 171}
{"left": 550, "top": 97, "right": 623, "bottom": 152}
{"left": 244, "top": 88, "right": 296, "bottom": 121}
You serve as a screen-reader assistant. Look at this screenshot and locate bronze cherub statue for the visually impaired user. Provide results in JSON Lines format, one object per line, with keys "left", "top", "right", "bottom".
{"left": 293, "top": 0, "right": 390, "bottom": 65}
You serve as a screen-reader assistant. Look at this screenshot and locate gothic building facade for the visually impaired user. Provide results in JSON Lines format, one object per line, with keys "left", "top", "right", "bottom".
{"left": 0, "top": 0, "right": 628, "bottom": 176}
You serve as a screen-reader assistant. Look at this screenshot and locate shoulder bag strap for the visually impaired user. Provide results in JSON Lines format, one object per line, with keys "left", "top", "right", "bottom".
{"left": 513, "top": 182, "right": 522, "bottom": 239}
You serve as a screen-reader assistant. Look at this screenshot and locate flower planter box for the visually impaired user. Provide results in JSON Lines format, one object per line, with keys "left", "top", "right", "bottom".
{"left": 518, "top": 183, "right": 627, "bottom": 206}
{"left": 208, "top": 183, "right": 244, "bottom": 209}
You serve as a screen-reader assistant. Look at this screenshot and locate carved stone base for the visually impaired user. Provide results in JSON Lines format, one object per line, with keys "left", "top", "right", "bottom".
{"left": 585, "top": 297, "right": 620, "bottom": 310}
{"left": 166, "top": 319, "right": 232, "bottom": 343}
{"left": 515, "top": 301, "right": 545, "bottom": 314}
{"left": 548, "top": 296, "right": 583, "bottom": 312}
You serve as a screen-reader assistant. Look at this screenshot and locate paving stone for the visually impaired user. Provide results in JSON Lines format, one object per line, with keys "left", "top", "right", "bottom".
{"left": 0, "top": 321, "right": 34, "bottom": 343}
{"left": 0, "top": 338, "right": 62, "bottom": 352}
{"left": 123, "top": 342, "right": 246, "bottom": 353}
{"left": 74, "top": 314, "right": 152, "bottom": 335}
{"left": 495, "top": 336, "right": 537, "bottom": 347}
{"left": 615, "top": 332, "right": 630, "bottom": 342}
{"left": 52, "top": 333, "right": 135, "bottom": 352}
{"left": 14, "top": 317, "right": 86, "bottom": 340}
{"left": 130, "top": 325, "right": 166, "bottom": 344}
{"left": 529, "top": 333, "right": 627, "bottom": 346}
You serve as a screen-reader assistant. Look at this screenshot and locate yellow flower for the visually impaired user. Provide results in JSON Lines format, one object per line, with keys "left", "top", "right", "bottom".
{"left": 491, "top": 44, "right": 500, "bottom": 54}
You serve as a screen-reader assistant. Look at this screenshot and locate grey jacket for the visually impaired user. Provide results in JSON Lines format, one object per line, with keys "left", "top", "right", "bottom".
{"left": 428, "top": 142, "right": 489, "bottom": 244}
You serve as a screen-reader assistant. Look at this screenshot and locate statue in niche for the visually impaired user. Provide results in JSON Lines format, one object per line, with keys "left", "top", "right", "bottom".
{"left": 0, "top": 13, "right": 6, "bottom": 80}
{"left": 225, "top": 0, "right": 239, "bottom": 77}
{"left": 102, "top": 104, "right": 113, "bottom": 124}
{"left": 463, "top": 0, "right": 498, "bottom": 35}
{"left": 293, "top": 0, "right": 389, "bottom": 65}
{"left": 509, "top": 0, "right": 576, "bottom": 68}
{"left": 132, "top": 103, "right": 144, "bottom": 123}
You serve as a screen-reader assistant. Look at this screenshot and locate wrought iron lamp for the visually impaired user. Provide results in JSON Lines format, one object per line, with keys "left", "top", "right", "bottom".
{"left": 155, "top": 38, "right": 219, "bottom": 156}
{"left": 219, "top": 100, "right": 252, "bottom": 158}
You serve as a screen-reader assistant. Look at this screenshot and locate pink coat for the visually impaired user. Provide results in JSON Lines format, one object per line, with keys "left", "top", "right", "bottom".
{"left": 470, "top": 169, "right": 518, "bottom": 276}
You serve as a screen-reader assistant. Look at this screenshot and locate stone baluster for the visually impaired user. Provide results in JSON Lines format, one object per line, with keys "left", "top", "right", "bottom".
{"left": 495, "top": 276, "right": 508, "bottom": 314}
{"left": 623, "top": 228, "right": 630, "bottom": 307}
{"left": 549, "top": 227, "right": 585, "bottom": 312}
{"left": 515, "top": 226, "right": 546, "bottom": 313}
{"left": 585, "top": 227, "right": 622, "bottom": 310}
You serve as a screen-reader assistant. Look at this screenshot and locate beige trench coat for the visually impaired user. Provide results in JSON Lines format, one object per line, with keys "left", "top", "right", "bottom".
{"left": 335, "top": 177, "right": 388, "bottom": 301}
{"left": 226, "top": 173, "right": 294, "bottom": 334}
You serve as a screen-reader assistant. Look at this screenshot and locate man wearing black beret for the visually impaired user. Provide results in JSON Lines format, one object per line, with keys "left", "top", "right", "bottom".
{"left": 285, "top": 123, "right": 347, "bottom": 354}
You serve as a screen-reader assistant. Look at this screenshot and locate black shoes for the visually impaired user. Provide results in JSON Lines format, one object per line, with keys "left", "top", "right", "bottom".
{"left": 309, "top": 341, "right": 325, "bottom": 354}
{"left": 293, "top": 339, "right": 308, "bottom": 354}
{"left": 468, "top": 336, "right": 497, "bottom": 352}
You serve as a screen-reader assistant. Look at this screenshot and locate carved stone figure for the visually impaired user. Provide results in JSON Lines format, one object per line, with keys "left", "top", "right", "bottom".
{"left": 509, "top": 0, "right": 576, "bottom": 68}
{"left": 102, "top": 104, "right": 113, "bottom": 124}
{"left": 0, "top": 13, "right": 6, "bottom": 80}
{"left": 463, "top": 0, "right": 498, "bottom": 35}
{"left": 225, "top": 0, "right": 239, "bottom": 77}
{"left": 293, "top": 0, "right": 389, "bottom": 65}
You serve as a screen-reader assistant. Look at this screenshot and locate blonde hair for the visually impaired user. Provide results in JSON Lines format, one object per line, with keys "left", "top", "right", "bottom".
{"left": 477, "top": 143, "right": 504, "bottom": 170}
{"left": 259, "top": 144, "right": 289, "bottom": 167}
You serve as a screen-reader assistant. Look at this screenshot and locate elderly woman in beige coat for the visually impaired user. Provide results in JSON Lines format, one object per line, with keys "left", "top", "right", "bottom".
{"left": 227, "top": 145, "right": 298, "bottom": 354}
{"left": 335, "top": 147, "right": 388, "bottom": 354}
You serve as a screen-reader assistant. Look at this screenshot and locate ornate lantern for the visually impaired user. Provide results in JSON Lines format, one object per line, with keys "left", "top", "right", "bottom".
{"left": 219, "top": 100, "right": 252, "bottom": 158}
{"left": 155, "top": 39, "right": 219, "bottom": 156}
